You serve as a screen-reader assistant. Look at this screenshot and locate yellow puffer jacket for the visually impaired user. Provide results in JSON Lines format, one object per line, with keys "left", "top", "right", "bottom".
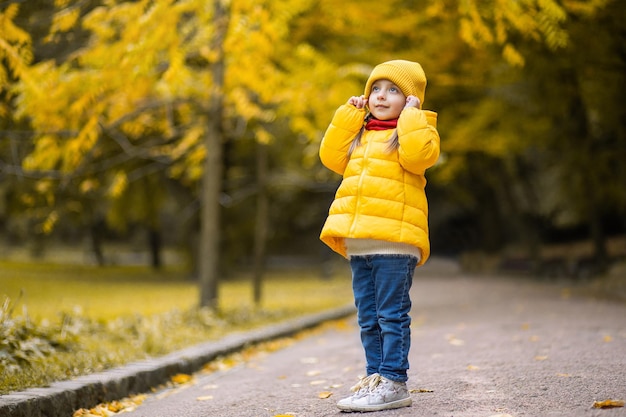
{"left": 319, "top": 104, "right": 440, "bottom": 266}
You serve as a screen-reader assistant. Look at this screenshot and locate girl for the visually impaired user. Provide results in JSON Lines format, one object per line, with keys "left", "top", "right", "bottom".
{"left": 319, "top": 60, "right": 440, "bottom": 412}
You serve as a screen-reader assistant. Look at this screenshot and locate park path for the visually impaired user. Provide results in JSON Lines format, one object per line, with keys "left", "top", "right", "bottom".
{"left": 114, "top": 259, "right": 626, "bottom": 417}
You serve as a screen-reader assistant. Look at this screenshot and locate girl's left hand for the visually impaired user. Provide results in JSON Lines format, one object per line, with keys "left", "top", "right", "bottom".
{"left": 404, "top": 95, "right": 421, "bottom": 109}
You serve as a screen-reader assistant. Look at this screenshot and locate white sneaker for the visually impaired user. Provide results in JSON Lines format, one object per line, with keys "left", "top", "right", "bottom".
{"left": 337, "top": 373, "right": 380, "bottom": 408}
{"left": 336, "top": 374, "right": 411, "bottom": 412}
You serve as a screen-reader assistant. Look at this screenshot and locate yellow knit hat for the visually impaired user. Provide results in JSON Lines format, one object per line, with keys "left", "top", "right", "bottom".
{"left": 364, "top": 60, "right": 427, "bottom": 108}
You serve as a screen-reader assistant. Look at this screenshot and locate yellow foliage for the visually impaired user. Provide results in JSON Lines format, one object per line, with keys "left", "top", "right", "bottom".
{"left": 563, "top": 0, "right": 614, "bottom": 16}
{"left": 171, "top": 126, "right": 205, "bottom": 160}
{"left": 255, "top": 127, "right": 273, "bottom": 145}
{"left": 50, "top": 7, "right": 81, "bottom": 33}
{"left": 41, "top": 210, "right": 59, "bottom": 235}
{"left": 22, "top": 135, "right": 62, "bottom": 171}
{"left": 63, "top": 117, "right": 100, "bottom": 172}
{"left": 0, "top": 4, "right": 33, "bottom": 92}
{"left": 107, "top": 171, "right": 128, "bottom": 199}
{"left": 502, "top": 43, "right": 525, "bottom": 66}
{"left": 72, "top": 394, "right": 147, "bottom": 417}
{"left": 80, "top": 179, "right": 99, "bottom": 194}
{"left": 456, "top": 0, "right": 578, "bottom": 61}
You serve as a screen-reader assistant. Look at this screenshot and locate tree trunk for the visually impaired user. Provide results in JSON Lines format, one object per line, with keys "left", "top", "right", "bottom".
{"left": 148, "top": 226, "right": 162, "bottom": 270}
{"left": 199, "top": 0, "right": 229, "bottom": 309}
{"left": 90, "top": 220, "right": 105, "bottom": 266}
{"left": 253, "top": 141, "right": 269, "bottom": 306}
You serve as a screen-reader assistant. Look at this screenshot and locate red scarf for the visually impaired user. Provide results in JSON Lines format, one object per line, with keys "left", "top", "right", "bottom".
{"left": 365, "top": 118, "right": 398, "bottom": 130}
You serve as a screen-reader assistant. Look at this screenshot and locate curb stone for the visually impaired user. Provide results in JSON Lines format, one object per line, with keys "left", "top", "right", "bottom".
{"left": 0, "top": 304, "right": 356, "bottom": 417}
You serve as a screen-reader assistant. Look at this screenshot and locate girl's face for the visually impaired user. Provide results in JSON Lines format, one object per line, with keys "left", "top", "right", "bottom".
{"left": 367, "top": 79, "right": 406, "bottom": 120}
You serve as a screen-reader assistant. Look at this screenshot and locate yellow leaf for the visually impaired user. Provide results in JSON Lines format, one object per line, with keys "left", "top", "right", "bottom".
{"left": 534, "top": 355, "right": 548, "bottom": 361}
{"left": 41, "top": 210, "right": 59, "bottom": 234}
{"left": 196, "top": 395, "right": 213, "bottom": 401}
{"left": 318, "top": 391, "right": 333, "bottom": 399}
{"left": 171, "top": 373, "right": 192, "bottom": 384}
{"left": 51, "top": 7, "right": 80, "bottom": 33}
{"left": 592, "top": 399, "right": 624, "bottom": 409}
{"left": 255, "top": 127, "right": 274, "bottom": 145}
{"left": 467, "top": 364, "right": 480, "bottom": 371}
{"left": 80, "top": 179, "right": 99, "bottom": 194}
{"left": 107, "top": 171, "right": 128, "bottom": 198}
{"left": 448, "top": 337, "right": 465, "bottom": 346}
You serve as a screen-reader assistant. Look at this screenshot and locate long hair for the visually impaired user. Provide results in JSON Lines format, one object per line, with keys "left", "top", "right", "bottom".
{"left": 348, "top": 113, "right": 400, "bottom": 156}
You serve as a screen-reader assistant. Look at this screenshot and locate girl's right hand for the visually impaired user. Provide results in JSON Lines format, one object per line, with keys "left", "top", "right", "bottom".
{"left": 348, "top": 95, "right": 367, "bottom": 109}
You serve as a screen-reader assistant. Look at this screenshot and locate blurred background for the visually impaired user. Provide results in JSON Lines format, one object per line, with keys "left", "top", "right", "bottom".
{"left": 1, "top": 0, "right": 625, "bottom": 294}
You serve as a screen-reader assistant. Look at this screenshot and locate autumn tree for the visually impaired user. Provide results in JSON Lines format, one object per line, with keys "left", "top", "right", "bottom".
{"left": 8, "top": 0, "right": 353, "bottom": 307}
{"left": 427, "top": 0, "right": 624, "bottom": 271}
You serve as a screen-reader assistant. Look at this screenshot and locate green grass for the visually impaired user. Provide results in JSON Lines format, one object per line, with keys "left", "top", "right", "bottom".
{"left": 0, "top": 260, "right": 353, "bottom": 394}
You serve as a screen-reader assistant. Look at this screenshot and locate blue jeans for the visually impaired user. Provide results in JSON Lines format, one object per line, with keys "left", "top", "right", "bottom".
{"left": 350, "top": 255, "right": 417, "bottom": 383}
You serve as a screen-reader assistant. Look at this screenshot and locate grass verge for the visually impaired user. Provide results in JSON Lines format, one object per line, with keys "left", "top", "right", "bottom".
{"left": 0, "top": 261, "right": 352, "bottom": 395}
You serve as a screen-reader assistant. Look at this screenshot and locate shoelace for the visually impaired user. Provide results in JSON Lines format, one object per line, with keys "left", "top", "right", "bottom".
{"left": 350, "top": 373, "right": 382, "bottom": 393}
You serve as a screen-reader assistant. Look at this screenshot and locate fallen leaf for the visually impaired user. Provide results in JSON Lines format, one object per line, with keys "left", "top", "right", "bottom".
{"left": 196, "top": 395, "right": 213, "bottom": 401}
{"left": 534, "top": 355, "right": 548, "bottom": 361}
{"left": 318, "top": 391, "right": 333, "bottom": 399}
{"left": 603, "top": 335, "right": 613, "bottom": 343}
{"left": 310, "top": 379, "right": 327, "bottom": 385}
{"left": 410, "top": 388, "right": 434, "bottom": 393}
{"left": 72, "top": 394, "right": 146, "bottom": 417}
{"left": 446, "top": 334, "right": 465, "bottom": 346}
{"left": 593, "top": 399, "right": 625, "bottom": 409}
{"left": 306, "top": 370, "right": 321, "bottom": 376}
{"left": 171, "top": 373, "right": 192, "bottom": 384}
{"left": 467, "top": 365, "right": 480, "bottom": 371}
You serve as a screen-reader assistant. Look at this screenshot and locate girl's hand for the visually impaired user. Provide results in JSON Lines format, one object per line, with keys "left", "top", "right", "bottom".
{"left": 348, "top": 95, "right": 367, "bottom": 109}
{"left": 404, "top": 95, "right": 421, "bottom": 109}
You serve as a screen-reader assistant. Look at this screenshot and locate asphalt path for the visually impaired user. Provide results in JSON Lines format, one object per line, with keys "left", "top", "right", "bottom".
{"left": 116, "top": 261, "right": 626, "bottom": 417}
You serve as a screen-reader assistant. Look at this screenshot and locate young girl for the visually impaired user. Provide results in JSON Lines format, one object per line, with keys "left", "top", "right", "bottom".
{"left": 319, "top": 60, "right": 440, "bottom": 412}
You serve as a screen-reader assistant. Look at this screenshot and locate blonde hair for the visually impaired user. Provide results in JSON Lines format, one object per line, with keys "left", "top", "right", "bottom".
{"left": 348, "top": 114, "right": 400, "bottom": 156}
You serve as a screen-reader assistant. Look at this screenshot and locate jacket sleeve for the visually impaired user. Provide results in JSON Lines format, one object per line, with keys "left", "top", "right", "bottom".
{"left": 396, "top": 107, "right": 440, "bottom": 174}
{"left": 319, "top": 104, "right": 366, "bottom": 175}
